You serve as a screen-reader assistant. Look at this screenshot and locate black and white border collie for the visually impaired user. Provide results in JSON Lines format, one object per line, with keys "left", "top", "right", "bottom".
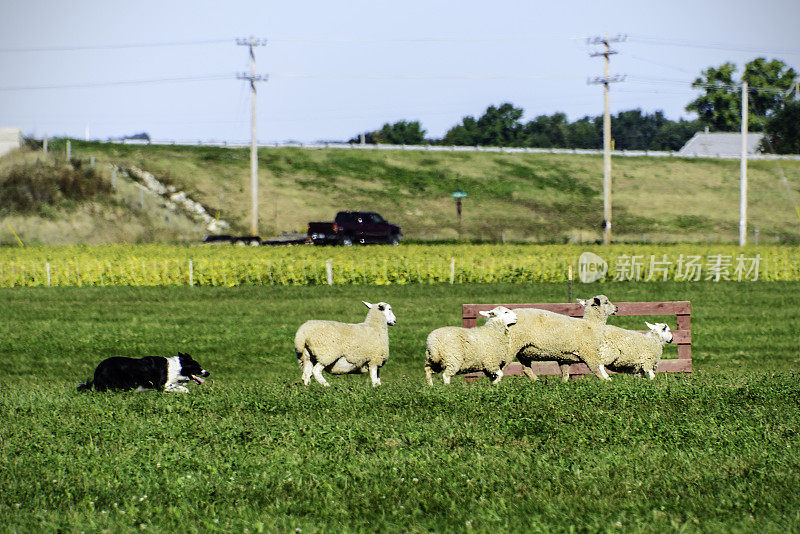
{"left": 77, "top": 352, "right": 210, "bottom": 393}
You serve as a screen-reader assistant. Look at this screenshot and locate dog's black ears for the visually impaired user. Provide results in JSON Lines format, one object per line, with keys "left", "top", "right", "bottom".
{"left": 178, "top": 352, "right": 191, "bottom": 359}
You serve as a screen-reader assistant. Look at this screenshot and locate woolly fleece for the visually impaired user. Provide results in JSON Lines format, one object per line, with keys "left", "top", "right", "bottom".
{"left": 294, "top": 301, "right": 395, "bottom": 387}
{"left": 425, "top": 306, "right": 518, "bottom": 385}
{"left": 510, "top": 295, "right": 619, "bottom": 382}
{"left": 600, "top": 322, "right": 673, "bottom": 379}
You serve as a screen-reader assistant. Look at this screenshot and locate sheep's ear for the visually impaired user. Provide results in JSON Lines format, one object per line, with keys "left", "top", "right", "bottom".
{"left": 645, "top": 321, "right": 656, "bottom": 330}
{"left": 479, "top": 310, "right": 491, "bottom": 318}
{"left": 362, "top": 301, "right": 373, "bottom": 309}
{"left": 593, "top": 296, "right": 601, "bottom": 306}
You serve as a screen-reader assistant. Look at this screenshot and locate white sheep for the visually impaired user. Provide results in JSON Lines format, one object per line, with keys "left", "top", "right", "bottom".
{"left": 510, "top": 295, "right": 619, "bottom": 382}
{"left": 598, "top": 322, "right": 673, "bottom": 380}
{"left": 294, "top": 301, "right": 396, "bottom": 387}
{"left": 424, "top": 306, "right": 518, "bottom": 385}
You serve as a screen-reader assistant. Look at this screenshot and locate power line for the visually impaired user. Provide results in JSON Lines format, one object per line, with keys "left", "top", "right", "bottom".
{"left": 628, "top": 34, "right": 800, "bottom": 56}
{"left": 271, "top": 73, "right": 584, "bottom": 80}
{"left": 0, "top": 38, "right": 232, "bottom": 53}
{"left": 0, "top": 74, "right": 234, "bottom": 91}
{"left": 268, "top": 34, "right": 586, "bottom": 44}
{"left": 628, "top": 76, "right": 793, "bottom": 94}
{"left": 0, "top": 33, "right": 589, "bottom": 54}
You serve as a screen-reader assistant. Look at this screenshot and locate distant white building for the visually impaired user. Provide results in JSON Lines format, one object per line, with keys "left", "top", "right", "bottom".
{"left": 0, "top": 127, "right": 22, "bottom": 158}
{"left": 678, "top": 130, "right": 764, "bottom": 157}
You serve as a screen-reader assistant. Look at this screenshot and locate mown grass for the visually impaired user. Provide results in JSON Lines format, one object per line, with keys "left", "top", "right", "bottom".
{"left": 1, "top": 282, "right": 799, "bottom": 532}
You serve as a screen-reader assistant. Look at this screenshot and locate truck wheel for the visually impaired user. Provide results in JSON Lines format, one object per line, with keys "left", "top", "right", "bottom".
{"left": 389, "top": 234, "right": 401, "bottom": 246}
{"left": 341, "top": 236, "right": 353, "bottom": 246}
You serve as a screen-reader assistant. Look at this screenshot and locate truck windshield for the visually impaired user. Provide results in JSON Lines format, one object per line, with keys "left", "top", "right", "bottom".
{"left": 372, "top": 213, "right": 385, "bottom": 224}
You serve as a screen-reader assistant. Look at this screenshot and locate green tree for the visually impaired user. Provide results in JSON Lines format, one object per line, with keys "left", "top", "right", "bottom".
{"left": 440, "top": 116, "right": 480, "bottom": 146}
{"left": 521, "top": 112, "right": 569, "bottom": 148}
{"left": 610, "top": 109, "right": 668, "bottom": 150}
{"left": 350, "top": 120, "right": 426, "bottom": 145}
{"left": 375, "top": 120, "right": 427, "bottom": 145}
{"left": 686, "top": 62, "right": 739, "bottom": 131}
{"left": 686, "top": 58, "right": 797, "bottom": 132}
{"left": 651, "top": 118, "right": 704, "bottom": 151}
{"left": 566, "top": 116, "right": 602, "bottom": 149}
{"left": 475, "top": 103, "right": 525, "bottom": 146}
{"left": 762, "top": 99, "right": 800, "bottom": 154}
{"left": 742, "top": 58, "right": 798, "bottom": 131}
{"left": 442, "top": 103, "right": 524, "bottom": 146}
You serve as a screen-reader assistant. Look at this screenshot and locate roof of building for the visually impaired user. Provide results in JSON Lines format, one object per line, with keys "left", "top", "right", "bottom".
{"left": 0, "top": 127, "right": 22, "bottom": 158}
{"left": 678, "top": 131, "right": 764, "bottom": 157}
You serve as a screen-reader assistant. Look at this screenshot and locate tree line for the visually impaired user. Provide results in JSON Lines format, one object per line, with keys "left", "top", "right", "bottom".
{"left": 350, "top": 57, "right": 799, "bottom": 154}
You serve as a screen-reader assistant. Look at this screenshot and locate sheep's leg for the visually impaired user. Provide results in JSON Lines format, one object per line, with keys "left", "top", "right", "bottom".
{"left": 559, "top": 363, "right": 571, "bottom": 382}
{"left": 369, "top": 364, "right": 381, "bottom": 387}
{"left": 521, "top": 365, "right": 538, "bottom": 382}
{"left": 300, "top": 350, "right": 313, "bottom": 386}
{"left": 646, "top": 369, "right": 656, "bottom": 380}
{"left": 424, "top": 364, "right": 434, "bottom": 386}
{"left": 442, "top": 368, "right": 456, "bottom": 384}
{"left": 600, "top": 365, "right": 611, "bottom": 380}
{"left": 517, "top": 357, "right": 538, "bottom": 382}
{"left": 311, "top": 362, "right": 330, "bottom": 387}
{"left": 597, "top": 364, "right": 612, "bottom": 381}
{"left": 586, "top": 361, "right": 611, "bottom": 381}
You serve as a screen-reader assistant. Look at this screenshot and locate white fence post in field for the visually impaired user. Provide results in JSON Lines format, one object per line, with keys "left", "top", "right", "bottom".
{"left": 112, "top": 168, "right": 117, "bottom": 190}
{"left": 46, "top": 262, "right": 51, "bottom": 287}
{"left": 189, "top": 260, "right": 194, "bottom": 287}
{"left": 325, "top": 259, "right": 333, "bottom": 286}
{"left": 66, "top": 140, "right": 71, "bottom": 159}
{"left": 450, "top": 258, "right": 455, "bottom": 284}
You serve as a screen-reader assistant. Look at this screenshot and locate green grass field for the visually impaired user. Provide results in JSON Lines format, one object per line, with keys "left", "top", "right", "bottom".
{"left": 1, "top": 281, "right": 799, "bottom": 532}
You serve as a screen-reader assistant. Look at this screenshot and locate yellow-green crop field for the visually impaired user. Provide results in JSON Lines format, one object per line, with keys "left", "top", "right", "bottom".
{"left": 0, "top": 243, "right": 798, "bottom": 287}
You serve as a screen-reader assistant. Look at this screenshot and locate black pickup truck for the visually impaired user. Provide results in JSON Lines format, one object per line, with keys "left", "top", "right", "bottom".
{"left": 308, "top": 211, "right": 402, "bottom": 246}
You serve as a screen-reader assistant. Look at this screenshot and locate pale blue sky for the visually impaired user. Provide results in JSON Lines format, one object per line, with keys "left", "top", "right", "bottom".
{"left": 1, "top": 0, "right": 799, "bottom": 143}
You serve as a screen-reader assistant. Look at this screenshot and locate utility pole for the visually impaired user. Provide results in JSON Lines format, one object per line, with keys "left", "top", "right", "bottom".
{"left": 237, "top": 37, "right": 268, "bottom": 237}
{"left": 739, "top": 81, "right": 749, "bottom": 247}
{"left": 588, "top": 34, "right": 626, "bottom": 245}
{"left": 785, "top": 79, "right": 800, "bottom": 100}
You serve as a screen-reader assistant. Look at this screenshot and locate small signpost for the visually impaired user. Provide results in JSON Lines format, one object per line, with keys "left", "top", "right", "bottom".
{"left": 452, "top": 189, "right": 467, "bottom": 238}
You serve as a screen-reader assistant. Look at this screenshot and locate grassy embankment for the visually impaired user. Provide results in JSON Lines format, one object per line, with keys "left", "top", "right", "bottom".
{"left": 2, "top": 139, "right": 799, "bottom": 244}
{"left": 1, "top": 281, "right": 798, "bottom": 532}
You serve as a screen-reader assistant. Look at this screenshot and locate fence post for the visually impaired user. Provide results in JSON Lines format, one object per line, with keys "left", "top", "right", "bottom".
{"left": 450, "top": 258, "right": 455, "bottom": 284}
{"left": 325, "top": 259, "right": 333, "bottom": 286}
{"left": 46, "top": 262, "right": 51, "bottom": 287}
{"left": 189, "top": 260, "right": 194, "bottom": 287}
{"left": 66, "top": 140, "right": 71, "bottom": 159}
{"left": 112, "top": 168, "right": 117, "bottom": 190}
